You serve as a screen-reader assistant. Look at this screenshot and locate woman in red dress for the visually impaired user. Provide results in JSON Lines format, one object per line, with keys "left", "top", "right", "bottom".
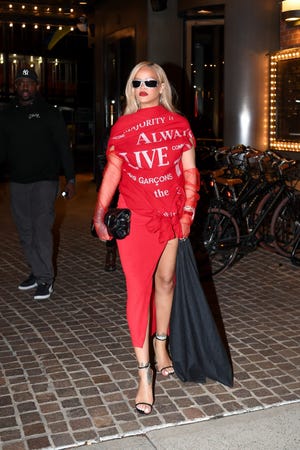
{"left": 94, "top": 61, "right": 200, "bottom": 415}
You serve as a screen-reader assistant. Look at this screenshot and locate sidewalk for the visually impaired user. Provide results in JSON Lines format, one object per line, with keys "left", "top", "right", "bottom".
{"left": 0, "top": 174, "right": 299, "bottom": 450}
{"left": 75, "top": 402, "right": 300, "bottom": 450}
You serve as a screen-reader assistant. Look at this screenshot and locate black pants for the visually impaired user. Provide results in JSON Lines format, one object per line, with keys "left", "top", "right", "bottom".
{"left": 10, "top": 180, "right": 58, "bottom": 284}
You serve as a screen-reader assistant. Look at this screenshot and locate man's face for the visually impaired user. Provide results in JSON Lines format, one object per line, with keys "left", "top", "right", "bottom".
{"left": 15, "top": 78, "right": 39, "bottom": 104}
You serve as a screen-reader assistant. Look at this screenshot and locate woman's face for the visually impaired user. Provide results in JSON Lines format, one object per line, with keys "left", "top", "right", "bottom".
{"left": 133, "top": 66, "right": 164, "bottom": 109}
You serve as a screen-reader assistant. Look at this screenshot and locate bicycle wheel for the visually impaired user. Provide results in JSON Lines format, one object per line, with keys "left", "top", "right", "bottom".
{"left": 252, "top": 187, "right": 283, "bottom": 251}
{"left": 270, "top": 191, "right": 300, "bottom": 256}
{"left": 291, "top": 230, "right": 300, "bottom": 266}
{"left": 202, "top": 207, "right": 240, "bottom": 276}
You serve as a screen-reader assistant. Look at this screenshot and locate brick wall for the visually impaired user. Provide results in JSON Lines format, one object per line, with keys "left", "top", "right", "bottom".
{"left": 281, "top": 20, "right": 300, "bottom": 49}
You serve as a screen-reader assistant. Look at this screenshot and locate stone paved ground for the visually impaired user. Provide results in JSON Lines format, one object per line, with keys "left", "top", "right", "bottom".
{"left": 0, "top": 174, "right": 299, "bottom": 450}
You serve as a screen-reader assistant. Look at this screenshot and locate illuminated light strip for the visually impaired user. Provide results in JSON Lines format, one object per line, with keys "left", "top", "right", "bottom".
{"left": 269, "top": 48, "right": 300, "bottom": 152}
{"left": 0, "top": 2, "right": 78, "bottom": 24}
{"left": 1, "top": 2, "right": 76, "bottom": 14}
{"left": 2, "top": 22, "right": 76, "bottom": 31}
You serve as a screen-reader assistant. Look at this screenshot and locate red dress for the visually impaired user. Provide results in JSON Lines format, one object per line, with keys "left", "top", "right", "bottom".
{"left": 107, "top": 105, "right": 196, "bottom": 347}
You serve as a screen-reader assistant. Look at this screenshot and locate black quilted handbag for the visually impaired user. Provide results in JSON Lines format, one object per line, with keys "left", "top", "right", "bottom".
{"left": 104, "top": 208, "right": 131, "bottom": 240}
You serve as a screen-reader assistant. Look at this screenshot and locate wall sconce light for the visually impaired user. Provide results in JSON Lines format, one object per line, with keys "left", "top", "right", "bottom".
{"left": 282, "top": 0, "right": 300, "bottom": 22}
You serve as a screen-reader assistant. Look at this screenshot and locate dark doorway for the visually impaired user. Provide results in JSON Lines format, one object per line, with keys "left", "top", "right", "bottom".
{"left": 189, "top": 23, "right": 224, "bottom": 144}
{"left": 104, "top": 28, "right": 136, "bottom": 130}
{"left": 95, "top": 28, "right": 135, "bottom": 184}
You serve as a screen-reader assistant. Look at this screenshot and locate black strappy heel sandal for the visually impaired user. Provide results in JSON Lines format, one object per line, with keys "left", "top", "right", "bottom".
{"left": 135, "top": 362, "right": 154, "bottom": 415}
{"left": 153, "top": 333, "right": 175, "bottom": 377}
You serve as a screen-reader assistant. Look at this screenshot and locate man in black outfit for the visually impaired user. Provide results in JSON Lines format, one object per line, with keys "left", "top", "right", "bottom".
{"left": 0, "top": 67, "right": 75, "bottom": 300}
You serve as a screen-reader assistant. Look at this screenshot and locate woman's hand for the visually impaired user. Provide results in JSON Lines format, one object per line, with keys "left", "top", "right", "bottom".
{"left": 93, "top": 204, "right": 112, "bottom": 241}
{"left": 179, "top": 211, "right": 193, "bottom": 239}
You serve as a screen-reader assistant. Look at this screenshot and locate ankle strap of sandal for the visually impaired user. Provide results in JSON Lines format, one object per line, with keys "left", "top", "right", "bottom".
{"left": 138, "top": 362, "right": 150, "bottom": 370}
{"left": 155, "top": 333, "right": 167, "bottom": 341}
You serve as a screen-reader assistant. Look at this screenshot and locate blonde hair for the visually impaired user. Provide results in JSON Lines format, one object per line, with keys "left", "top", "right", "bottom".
{"left": 124, "top": 61, "right": 176, "bottom": 115}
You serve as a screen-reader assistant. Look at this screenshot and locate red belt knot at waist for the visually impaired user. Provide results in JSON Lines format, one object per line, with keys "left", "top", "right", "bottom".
{"left": 144, "top": 210, "right": 181, "bottom": 243}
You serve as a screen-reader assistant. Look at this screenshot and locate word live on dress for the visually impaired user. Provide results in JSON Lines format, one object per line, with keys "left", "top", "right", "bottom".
{"left": 107, "top": 105, "right": 196, "bottom": 347}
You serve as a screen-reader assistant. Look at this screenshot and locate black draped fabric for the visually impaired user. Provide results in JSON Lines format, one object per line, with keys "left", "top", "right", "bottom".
{"left": 170, "top": 239, "right": 234, "bottom": 387}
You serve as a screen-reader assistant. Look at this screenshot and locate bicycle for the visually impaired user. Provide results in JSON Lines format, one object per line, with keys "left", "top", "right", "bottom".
{"left": 270, "top": 184, "right": 300, "bottom": 261}
{"left": 291, "top": 225, "right": 300, "bottom": 266}
{"left": 198, "top": 145, "right": 261, "bottom": 211}
{"left": 196, "top": 150, "right": 298, "bottom": 276}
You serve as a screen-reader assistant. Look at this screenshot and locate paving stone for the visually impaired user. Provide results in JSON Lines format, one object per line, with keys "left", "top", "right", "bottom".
{"left": 20, "top": 412, "right": 43, "bottom": 425}
{"left": 183, "top": 407, "right": 206, "bottom": 420}
{"left": 2, "top": 428, "right": 21, "bottom": 444}
{"left": 0, "top": 174, "right": 299, "bottom": 449}
{"left": 51, "top": 433, "right": 76, "bottom": 447}
{"left": 27, "top": 436, "right": 51, "bottom": 449}
{"left": 2, "top": 442, "right": 27, "bottom": 450}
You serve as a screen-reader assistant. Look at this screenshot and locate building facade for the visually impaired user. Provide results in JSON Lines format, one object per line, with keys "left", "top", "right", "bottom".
{"left": 1, "top": 0, "right": 300, "bottom": 169}
{"left": 92, "top": 0, "right": 300, "bottom": 163}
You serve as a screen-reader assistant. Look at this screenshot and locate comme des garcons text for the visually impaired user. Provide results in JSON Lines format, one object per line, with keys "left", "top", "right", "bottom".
{"left": 127, "top": 172, "right": 173, "bottom": 186}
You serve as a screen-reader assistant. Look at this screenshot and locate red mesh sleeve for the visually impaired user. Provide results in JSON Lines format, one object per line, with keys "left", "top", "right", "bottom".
{"left": 93, "top": 149, "right": 123, "bottom": 240}
{"left": 180, "top": 167, "right": 200, "bottom": 238}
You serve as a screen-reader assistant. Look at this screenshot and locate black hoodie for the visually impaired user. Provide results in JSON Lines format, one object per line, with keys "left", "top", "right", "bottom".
{"left": 0, "top": 96, "right": 75, "bottom": 183}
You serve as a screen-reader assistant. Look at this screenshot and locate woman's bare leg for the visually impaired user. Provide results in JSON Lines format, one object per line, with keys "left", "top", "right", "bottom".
{"left": 154, "top": 238, "right": 178, "bottom": 375}
{"left": 134, "top": 237, "right": 178, "bottom": 411}
{"left": 134, "top": 316, "right": 153, "bottom": 414}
